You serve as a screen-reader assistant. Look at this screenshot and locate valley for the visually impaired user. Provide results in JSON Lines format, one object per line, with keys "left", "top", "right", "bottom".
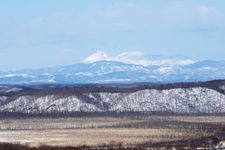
{"left": 1, "top": 80, "right": 225, "bottom": 149}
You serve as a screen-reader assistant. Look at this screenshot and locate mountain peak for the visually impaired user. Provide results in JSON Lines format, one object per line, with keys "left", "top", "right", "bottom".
{"left": 83, "top": 51, "right": 196, "bottom": 66}
{"left": 0, "top": 54, "right": 225, "bottom": 84}
{"left": 83, "top": 51, "right": 108, "bottom": 63}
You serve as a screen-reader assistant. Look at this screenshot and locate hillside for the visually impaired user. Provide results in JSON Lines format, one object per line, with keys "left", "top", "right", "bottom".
{"left": 0, "top": 80, "right": 225, "bottom": 114}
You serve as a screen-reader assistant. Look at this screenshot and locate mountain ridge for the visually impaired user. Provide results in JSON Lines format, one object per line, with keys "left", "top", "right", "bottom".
{"left": 0, "top": 52, "right": 225, "bottom": 84}
{"left": 0, "top": 79, "right": 225, "bottom": 114}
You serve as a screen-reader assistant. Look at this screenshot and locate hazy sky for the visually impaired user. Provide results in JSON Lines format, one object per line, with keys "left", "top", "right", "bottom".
{"left": 0, "top": 0, "right": 225, "bottom": 71}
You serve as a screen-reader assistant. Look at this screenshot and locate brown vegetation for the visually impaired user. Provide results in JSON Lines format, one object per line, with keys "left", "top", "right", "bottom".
{"left": 0, "top": 114, "right": 225, "bottom": 149}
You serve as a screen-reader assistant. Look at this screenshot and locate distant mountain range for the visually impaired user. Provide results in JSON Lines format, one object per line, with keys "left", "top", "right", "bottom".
{"left": 0, "top": 51, "right": 225, "bottom": 84}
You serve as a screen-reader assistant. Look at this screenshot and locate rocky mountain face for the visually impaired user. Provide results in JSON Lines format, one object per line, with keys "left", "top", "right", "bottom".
{"left": 0, "top": 80, "right": 225, "bottom": 114}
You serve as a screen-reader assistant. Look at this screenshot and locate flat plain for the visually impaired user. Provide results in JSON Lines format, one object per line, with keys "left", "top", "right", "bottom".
{"left": 0, "top": 114, "right": 225, "bottom": 149}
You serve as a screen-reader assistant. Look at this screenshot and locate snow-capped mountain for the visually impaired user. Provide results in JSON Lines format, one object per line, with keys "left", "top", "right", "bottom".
{"left": 1, "top": 52, "right": 224, "bottom": 114}
{"left": 0, "top": 51, "right": 225, "bottom": 84}
{"left": 83, "top": 51, "right": 196, "bottom": 66}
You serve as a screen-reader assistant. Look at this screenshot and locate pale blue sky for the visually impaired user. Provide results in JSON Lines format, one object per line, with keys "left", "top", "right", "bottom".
{"left": 0, "top": 0, "right": 225, "bottom": 71}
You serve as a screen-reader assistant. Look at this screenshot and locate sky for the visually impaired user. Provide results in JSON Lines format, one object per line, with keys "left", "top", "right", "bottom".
{"left": 0, "top": 0, "right": 225, "bottom": 71}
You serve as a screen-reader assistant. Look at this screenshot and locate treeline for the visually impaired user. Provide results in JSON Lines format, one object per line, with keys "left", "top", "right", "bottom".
{"left": 0, "top": 111, "right": 170, "bottom": 119}
{"left": 1, "top": 111, "right": 225, "bottom": 119}
{"left": 3, "top": 79, "right": 225, "bottom": 97}
{"left": 0, "top": 135, "right": 222, "bottom": 150}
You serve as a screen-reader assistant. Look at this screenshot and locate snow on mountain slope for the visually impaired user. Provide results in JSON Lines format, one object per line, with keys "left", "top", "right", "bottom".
{"left": 83, "top": 51, "right": 109, "bottom": 63}
{"left": 0, "top": 80, "right": 225, "bottom": 113}
{"left": 0, "top": 52, "right": 224, "bottom": 84}
{"left": 83, "top": 51, "right": 196, "bottom": 66}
